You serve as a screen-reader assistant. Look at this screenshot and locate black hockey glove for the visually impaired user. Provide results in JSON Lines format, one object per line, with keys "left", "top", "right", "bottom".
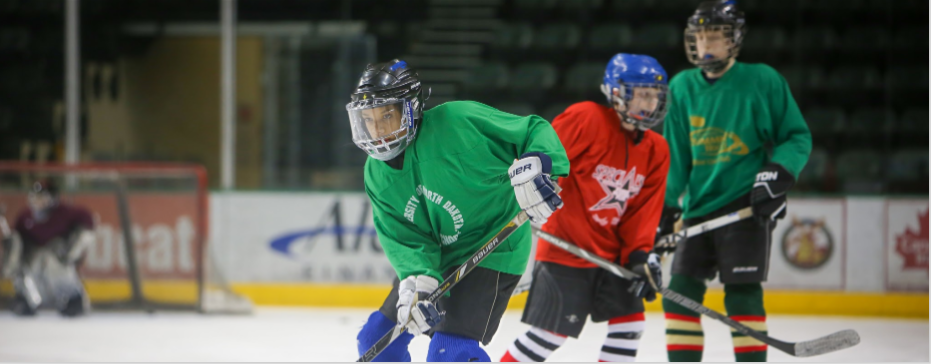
{"left": 653, "top": 205, "right": 683, "bottom": 255}
{"left": 750, "top": 163, "right": 795, "bottom": 225}
{"left": 627, "top": 250, "right": 662, "bottom": 302}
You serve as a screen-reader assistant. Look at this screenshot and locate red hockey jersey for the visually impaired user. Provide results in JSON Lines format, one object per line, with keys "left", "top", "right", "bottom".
{"left": 537, "top": 101, "right": 670, "bottom": 268}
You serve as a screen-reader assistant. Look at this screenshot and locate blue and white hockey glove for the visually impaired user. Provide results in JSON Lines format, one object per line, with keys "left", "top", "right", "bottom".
{"left": 396, "top": 275, "right": 443, "bottom": 336}
{"left": 509, "top": 152, "right": 563, "bottom": 225}
{"left": 750, "top": 163, "right": 795, "bottom": 225}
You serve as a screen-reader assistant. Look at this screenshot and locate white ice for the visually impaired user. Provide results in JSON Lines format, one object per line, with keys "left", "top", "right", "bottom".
{"left": 0, "top": 307, "right": 926, "bottom": 362}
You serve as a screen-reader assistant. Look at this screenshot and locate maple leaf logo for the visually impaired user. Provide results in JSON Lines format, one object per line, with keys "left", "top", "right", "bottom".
{"left": 895, "top": 208, "right": 929, "bottom": 270}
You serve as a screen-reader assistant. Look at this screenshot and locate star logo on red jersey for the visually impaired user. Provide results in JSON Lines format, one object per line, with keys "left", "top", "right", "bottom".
{"left": 589, "top": 164, "right": 645, "bottom": 226}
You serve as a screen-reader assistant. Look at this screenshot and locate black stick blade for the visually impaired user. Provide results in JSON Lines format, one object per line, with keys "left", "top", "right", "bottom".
{"left": 793, "top": 329, "right": 861, "bottom": 357}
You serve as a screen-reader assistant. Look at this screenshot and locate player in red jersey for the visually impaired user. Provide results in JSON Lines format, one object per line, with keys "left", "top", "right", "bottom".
{"left": 501, "top": 53, "right": 670, "bottom": 362}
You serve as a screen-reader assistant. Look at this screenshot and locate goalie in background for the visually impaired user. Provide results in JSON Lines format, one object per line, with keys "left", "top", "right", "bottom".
{"left": 1, "top": 179, "right": 95, "bottom": 317}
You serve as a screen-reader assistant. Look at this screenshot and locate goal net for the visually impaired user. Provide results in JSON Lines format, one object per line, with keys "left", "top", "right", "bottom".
{"left": 0, "top": 162, "right": 251, "bottom": 314}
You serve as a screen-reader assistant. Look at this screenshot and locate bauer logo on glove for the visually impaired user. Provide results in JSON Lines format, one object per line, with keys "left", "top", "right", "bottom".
{"left": 509, "top": 152, "right": 564, "bottom": 225}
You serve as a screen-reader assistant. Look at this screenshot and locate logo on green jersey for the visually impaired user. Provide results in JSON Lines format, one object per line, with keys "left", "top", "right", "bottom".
{"left": 689, "top": 122, "right": 749, "bottom": 165}
{"left": 414, "top": 184, "right": 466, "bottom": 246}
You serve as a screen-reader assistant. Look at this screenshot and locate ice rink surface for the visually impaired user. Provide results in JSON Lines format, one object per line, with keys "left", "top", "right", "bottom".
{"left": 0, "top": 307, "right": 927, "bottom": 362}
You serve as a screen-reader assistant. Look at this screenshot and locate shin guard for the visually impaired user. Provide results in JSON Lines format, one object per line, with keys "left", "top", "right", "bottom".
{"left": 357, "top": 311, "right": 414, "bottom": 362}
{"left": 725, "top": 283, "right": 767, "bottom": 362}
{"left": 599, "top": 313, "right": 645, "bottom": 362}
{"left": 663, "top": 275, "right": 706, "bottom": 362}
{"left": 501, "top": 327, "right": 567, "bottom": 362}
{"left": 427, "top": 332, "right": 489, "bottom": 362}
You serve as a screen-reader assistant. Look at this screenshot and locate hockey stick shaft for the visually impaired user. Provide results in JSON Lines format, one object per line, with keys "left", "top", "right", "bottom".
{"left": 511, "top": 281, "right": 531, "bottom": 296}
{"left": 516, "top": 206, "right": 751, "bottom": 298}
{"left": 653, "top": 207, "right": 753, "bottom": 252}
{"left": 534, "top": 230, "right": 860, "bottom": 357}
{"left": 357, "top": 211, "right": 531, "bottom": 362}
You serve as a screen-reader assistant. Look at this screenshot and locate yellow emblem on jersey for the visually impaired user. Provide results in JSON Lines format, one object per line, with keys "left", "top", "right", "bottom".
{"left": 690, "top": 115, "right": 706, "bottom": 127}
{"left": 689, "top": 126, "right": 750, "bottom": 165}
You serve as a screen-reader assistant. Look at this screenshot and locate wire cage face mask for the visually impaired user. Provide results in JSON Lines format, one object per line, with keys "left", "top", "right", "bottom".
{"left": 684, "top": 24, "right": 742, "bottom": 73}
{"left": 347, "top": 97, "right": 417, "bottom": 161}
{"left": 601, "top": 82, "right": 669, "bottom": 130}
{"left": 27, "top": 188, "right": 56, "bottom": 220}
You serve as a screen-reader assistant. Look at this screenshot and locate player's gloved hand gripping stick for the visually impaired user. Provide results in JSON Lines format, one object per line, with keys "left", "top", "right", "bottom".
{"left": 534, "top": 229, "right": 861, "bottom": 358}
{"left": 357, "top": 183, "right": 563, "bottom": 362}
{"left": 654, "top": 164, "right": 795, "bottom": 254}
{"left": 357, "top": 211, "right": 531, "bottom": 362}
{"left": 652, "top": 206, "right": 754, "bottom": 255}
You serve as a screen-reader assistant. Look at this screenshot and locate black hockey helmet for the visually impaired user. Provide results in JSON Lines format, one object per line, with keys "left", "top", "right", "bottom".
{"left": 346, "top": 59, "right": 426, "bottom": 161}
{"left": 684, "top": 0, "right": 746, "bottom": 73}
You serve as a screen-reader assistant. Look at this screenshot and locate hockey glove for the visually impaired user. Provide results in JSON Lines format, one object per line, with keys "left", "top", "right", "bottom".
{"left": 653, "top": 205, "right": 683, "bottom": 255}
{"left": 750, "top": 163, "right": 795, "bottom": 225}
{"left": 509, "top": 152, "right": 563, "bottom": 225}
{"left": 627, "top": 250, "right": 662, "bottom": 302}
{"left": 50, "top": 238, "right": 71, "bottom": 265}
{"left": 396, "top": 275, "right": 444, "bottom": 336}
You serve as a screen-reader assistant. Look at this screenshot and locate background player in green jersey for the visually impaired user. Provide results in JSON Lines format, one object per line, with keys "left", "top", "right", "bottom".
{"left": 657, "top": 1, "right": 812, "bottom": 362}
{"left": 348, "top": 59, "right": 569, "bottom": 362}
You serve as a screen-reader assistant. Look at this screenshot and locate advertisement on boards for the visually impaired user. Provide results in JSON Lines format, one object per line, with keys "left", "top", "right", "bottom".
{"left": 885, "top": 200, "right": 929, "bottom": 292}
{"left": 764, "top": 199, "right": 845, "bottom": 290}
{"left": 212, "top": 193, "right": 395, "bottom": 284}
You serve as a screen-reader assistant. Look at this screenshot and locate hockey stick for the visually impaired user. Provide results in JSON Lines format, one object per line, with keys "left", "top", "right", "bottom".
{"left": 357, "top": 211, "right": 532, "bottom": 362}
{"left": 519, "top": 207, "right": 751, "bottom": 291}
{"left": 511, "top": 280, "right": 531, "bottom": 296}
{"left": 653, "top": 207, "right": 754, "bottom": 254}
{"left": 514, "top": 207, "right": 751, "bottom": 297}
{"left": 534, "top": 229, "right": 861, "bottom": 357}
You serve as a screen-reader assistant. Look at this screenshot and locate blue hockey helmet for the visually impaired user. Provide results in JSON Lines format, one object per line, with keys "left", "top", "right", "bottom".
{"left": 600, "top": 53, "right": 669, "bottom": 131}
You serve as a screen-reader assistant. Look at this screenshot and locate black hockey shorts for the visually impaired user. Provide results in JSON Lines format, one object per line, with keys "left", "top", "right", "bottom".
{"left": 671, "top": 194, "right": 775, "bottom": 284}
{"left": 378, "top": 266, "right": 521, "bottom": 345}
{"left": 520, "top": 261, "right": 645, "bottom": 338}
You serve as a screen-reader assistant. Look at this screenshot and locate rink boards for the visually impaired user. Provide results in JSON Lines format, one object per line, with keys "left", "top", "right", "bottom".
{"left": 206, "top": 192, "right": 927, "bottom": 318}
{"left": 2, "top": 192, "right": 927, "bottom": 317}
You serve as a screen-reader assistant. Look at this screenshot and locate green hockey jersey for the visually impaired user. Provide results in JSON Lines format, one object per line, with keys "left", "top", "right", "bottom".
{"left": 364, "top": 101, "right": 569, "bottom": 281}
{"left": 663, "top": 62, "right": 812, "bottom": 219}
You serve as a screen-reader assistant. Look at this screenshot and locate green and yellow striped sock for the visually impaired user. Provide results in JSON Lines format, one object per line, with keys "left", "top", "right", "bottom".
{"left": 663, "top": 274, "right": 707, "bottom": 362}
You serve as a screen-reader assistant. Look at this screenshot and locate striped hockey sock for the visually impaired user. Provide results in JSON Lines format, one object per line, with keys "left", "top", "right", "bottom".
{"left": 599, "top": 313, "right": 645, "bottom": 362}
{"left": 664, "top": 312, "right": 704, "bottom": 361}
{"left": 663, "top": 274, "right": 707, "bottom": 362}
{"left": 730, "top": 315, "right": 768, "bottom": 362}
{"left": 725, "top": 283, "right": 767, "bottom": 362}
{"left": 501, "top": 327, "right": 567, "bottom": 362}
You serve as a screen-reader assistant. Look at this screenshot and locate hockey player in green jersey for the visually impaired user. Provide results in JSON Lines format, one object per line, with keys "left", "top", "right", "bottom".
{"left": 349, "top": 59, "right": 569, "bottom": 362}
{"left": 657, "top": 1, "right": 812, "bottom": 362}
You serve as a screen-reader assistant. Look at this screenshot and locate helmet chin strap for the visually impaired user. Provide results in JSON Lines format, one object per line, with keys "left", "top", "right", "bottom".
{"left": 615, "top": 109, "right": 645, "bottom": 145}
{"left": 698, "top": 54, "right": 732, "bottom": 75}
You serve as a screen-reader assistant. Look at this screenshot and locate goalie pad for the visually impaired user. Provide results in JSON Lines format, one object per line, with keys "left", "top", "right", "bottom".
{"left": 13, "top": 247, "right": 90, "bottom": 314}
{"left": 2, "top": 233, "right": 22, "bottom": 279}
